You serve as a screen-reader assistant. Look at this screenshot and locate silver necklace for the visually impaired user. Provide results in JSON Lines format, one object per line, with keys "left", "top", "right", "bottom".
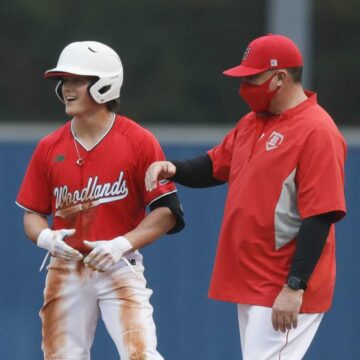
{"left": 73, "top": 137, "right": 85, "bottom": 166}
{"left": 71, "top": 113, "right": 115, "bottom": 167}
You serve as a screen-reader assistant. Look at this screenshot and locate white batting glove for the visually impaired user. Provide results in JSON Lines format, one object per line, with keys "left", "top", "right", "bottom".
{"left": 83, "top": 236, "right": 133, "bottom": 272}
{"left": 37, "top": 228, "right": 83, "bottom": 261}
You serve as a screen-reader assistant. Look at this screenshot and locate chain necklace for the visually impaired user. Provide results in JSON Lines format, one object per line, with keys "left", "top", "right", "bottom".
{"left": 71, "top": 113, "right": 115, "bottom": 167}
{"left": 73, "top": 137, "right": 85, "bottom": 166}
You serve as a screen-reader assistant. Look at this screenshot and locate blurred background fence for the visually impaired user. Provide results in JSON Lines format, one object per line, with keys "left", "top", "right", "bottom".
{"left": 0, "top": 0, "right": 359, "bottom": 127}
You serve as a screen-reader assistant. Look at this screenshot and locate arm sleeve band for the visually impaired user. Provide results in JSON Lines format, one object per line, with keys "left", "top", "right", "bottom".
{"left": 170, "top": 154, "right": 225, "bottom": 188}
{"left": 149, "top": 192, "right": 185, "bottom": 234}
{"left": 288, "top": 212, "right": 334, "bottom": 284}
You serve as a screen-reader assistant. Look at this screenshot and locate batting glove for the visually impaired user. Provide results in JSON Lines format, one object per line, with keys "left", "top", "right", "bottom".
{"left": 37, "top": 228, "right": 83, "bottom": 261}
{"left": 83, "top": 236, "right": 133, "bottom": 272}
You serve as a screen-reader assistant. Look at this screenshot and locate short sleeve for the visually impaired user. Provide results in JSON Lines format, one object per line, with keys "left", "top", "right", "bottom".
{"left": 16, "top": 141, "right": 52, "bottom": 215}
{"left": 296, "top": 128, "right": 347, "bottom": 222}
{"left": 137, "top": 131, "right": 177, "bottom": 206}
{"left": 207, "top": 127, "right": 237, "bottom": 182}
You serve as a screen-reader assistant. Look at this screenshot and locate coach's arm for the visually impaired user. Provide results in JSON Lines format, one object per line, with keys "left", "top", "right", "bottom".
{"left": 145, "top": 155, "right": 225, "bottom": 191}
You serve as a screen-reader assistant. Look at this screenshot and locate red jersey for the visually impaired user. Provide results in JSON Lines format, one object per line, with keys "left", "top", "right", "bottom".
{"left": 16, "top": 115, "right": 177, "bottom": 253}
{"left": 207, "top": 92, "right": 346, "bottom": 313}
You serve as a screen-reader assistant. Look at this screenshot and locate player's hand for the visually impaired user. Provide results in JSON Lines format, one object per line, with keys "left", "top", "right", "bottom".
{"left": 145, "top": 161, "right": 176, "bottom": 192}
{"left": 271, "top": 285, "right": 304, "bottom": 333}
{"left": 37, "top": 228, "right": 83, "bottom": 261}
{"left": 83, "top": 236, "right": 133, "bottom": 272}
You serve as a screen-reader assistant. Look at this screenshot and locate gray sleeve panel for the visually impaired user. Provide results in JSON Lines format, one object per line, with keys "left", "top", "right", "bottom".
{"left": 274, "top": 168, "right": 301, "bottom": 250}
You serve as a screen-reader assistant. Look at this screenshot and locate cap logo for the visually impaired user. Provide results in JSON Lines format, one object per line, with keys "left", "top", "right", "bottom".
{"left": 270, "top": 59, "right": 278, "bottom": 67}
{"left": 242, "top": 47, "right": 251, "bottom": 61}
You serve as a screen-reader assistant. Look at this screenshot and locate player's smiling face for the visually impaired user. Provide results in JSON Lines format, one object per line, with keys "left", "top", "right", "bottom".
{"left": 62, "top": 76, "right": 99, "bottom": 117}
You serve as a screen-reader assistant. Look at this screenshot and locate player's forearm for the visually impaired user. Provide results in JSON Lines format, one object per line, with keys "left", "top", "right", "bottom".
{"left": 23, "top": 211, "right": 49, "bottom": 243}
{"left": 124, "top": 207, "right": 176, "bottom": 251}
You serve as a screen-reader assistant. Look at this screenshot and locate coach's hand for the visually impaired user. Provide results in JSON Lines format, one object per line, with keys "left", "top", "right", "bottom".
{"left": 271, "top": 285, "right": 304, "bottom": 333}
{"left": 37, "top": 228, "right": 83, "bottom": 261}
{"left": 145, "top": 161, "right": 176, "bottom": 192}
{"left": 83, "top": 236, "right": 133, "bottom": 272}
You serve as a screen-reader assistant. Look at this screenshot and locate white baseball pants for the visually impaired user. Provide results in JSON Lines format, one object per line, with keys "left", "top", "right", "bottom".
{"left": 40, "top": 257, "right": 163, "bottom": 360}
{"left": 237, "top": 304, "right": 324, "bottom": 360}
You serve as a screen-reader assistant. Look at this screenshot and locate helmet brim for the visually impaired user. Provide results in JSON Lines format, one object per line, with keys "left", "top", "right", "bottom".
{"left": 44, "top": 70, "right": 96, "bottom": 80}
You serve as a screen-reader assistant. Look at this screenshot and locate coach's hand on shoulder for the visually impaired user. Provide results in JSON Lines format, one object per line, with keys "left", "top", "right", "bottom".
{"left": 37, "top": 228, "right": 83, "bottom": 261}
{"left": 271, "top": 285, "right": 304, "bottom": 333}
{"left": 145, "top": 161, "right": 176, "bottom": 192}
{"left": 83, "top": 236, "right": 133, "bottom": 272}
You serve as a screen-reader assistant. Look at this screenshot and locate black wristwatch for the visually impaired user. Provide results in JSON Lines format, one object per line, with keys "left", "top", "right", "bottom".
{"left": 287, "top": 276, "right": 307, "bottom": 291}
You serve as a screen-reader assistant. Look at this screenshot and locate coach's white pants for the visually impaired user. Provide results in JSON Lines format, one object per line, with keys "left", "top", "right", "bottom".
{"left": 40, "top": 257, "right": 163, "bottom": 360}
{"left": 237, "top": 304, "right": 324, "bottom": 360}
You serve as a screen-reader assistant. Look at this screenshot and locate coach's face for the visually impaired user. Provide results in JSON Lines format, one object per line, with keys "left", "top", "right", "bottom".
{"left": 62, "top": 76, "right": 98, "bottom": 117}
{"left": 242, "top": 70, "right": 275, "bottom": 86}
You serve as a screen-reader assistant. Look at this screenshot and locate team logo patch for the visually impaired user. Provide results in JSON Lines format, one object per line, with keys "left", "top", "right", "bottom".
{"left": 270, "top": 59, "right": 278, "bottom": 67}
{"left": 266, "top": 131, "right": 284, "bottom": 151}
{"left": 242, "top": 47, "right": 251, "bottom": 61}
{"left": 54, "top": 154, "right": 65, "bottom": 162}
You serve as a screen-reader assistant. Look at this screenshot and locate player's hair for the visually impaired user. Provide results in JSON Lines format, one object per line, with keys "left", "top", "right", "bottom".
{"left": 286, "top": 67, "right": 303, "bottom": 83}
{"left": 106, "top": 98, "right": 121, "bottom": 113}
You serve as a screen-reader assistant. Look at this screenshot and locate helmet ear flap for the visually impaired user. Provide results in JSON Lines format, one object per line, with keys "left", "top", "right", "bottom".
{"left": 87, "top": 78, "right": 98, "bottom": 101}
{"left": 55, "top": 81, "right": 65, "bottom": 103}
{"left": 89, "top": 77, "right": 120, "bottom": 103}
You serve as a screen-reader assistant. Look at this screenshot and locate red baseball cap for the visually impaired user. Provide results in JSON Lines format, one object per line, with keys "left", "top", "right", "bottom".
{"left": 223, "top": 34, "right": 303, "bottom": 77}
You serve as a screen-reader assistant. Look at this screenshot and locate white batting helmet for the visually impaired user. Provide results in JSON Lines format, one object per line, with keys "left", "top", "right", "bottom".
{"left": 45, "top": 41, "right": 123, "bottom": 104}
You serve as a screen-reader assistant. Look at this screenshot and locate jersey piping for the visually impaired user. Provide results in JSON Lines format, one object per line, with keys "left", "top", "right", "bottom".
{"left": 15, "top": 201, "right": 50, "bottom": 217}
{"left": 71, "top": 113, "right": 116, "bottom": 151}
{"left": 147, "top": 189, "right": 178, "bottom": 206}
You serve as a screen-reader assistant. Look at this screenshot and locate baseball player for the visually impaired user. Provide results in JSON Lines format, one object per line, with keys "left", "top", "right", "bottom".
{"left": 16, "top": 41, "right": 184, "bottom": 360}
{"left": 145, "top": 34, "right": 347, "bottom": 359}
